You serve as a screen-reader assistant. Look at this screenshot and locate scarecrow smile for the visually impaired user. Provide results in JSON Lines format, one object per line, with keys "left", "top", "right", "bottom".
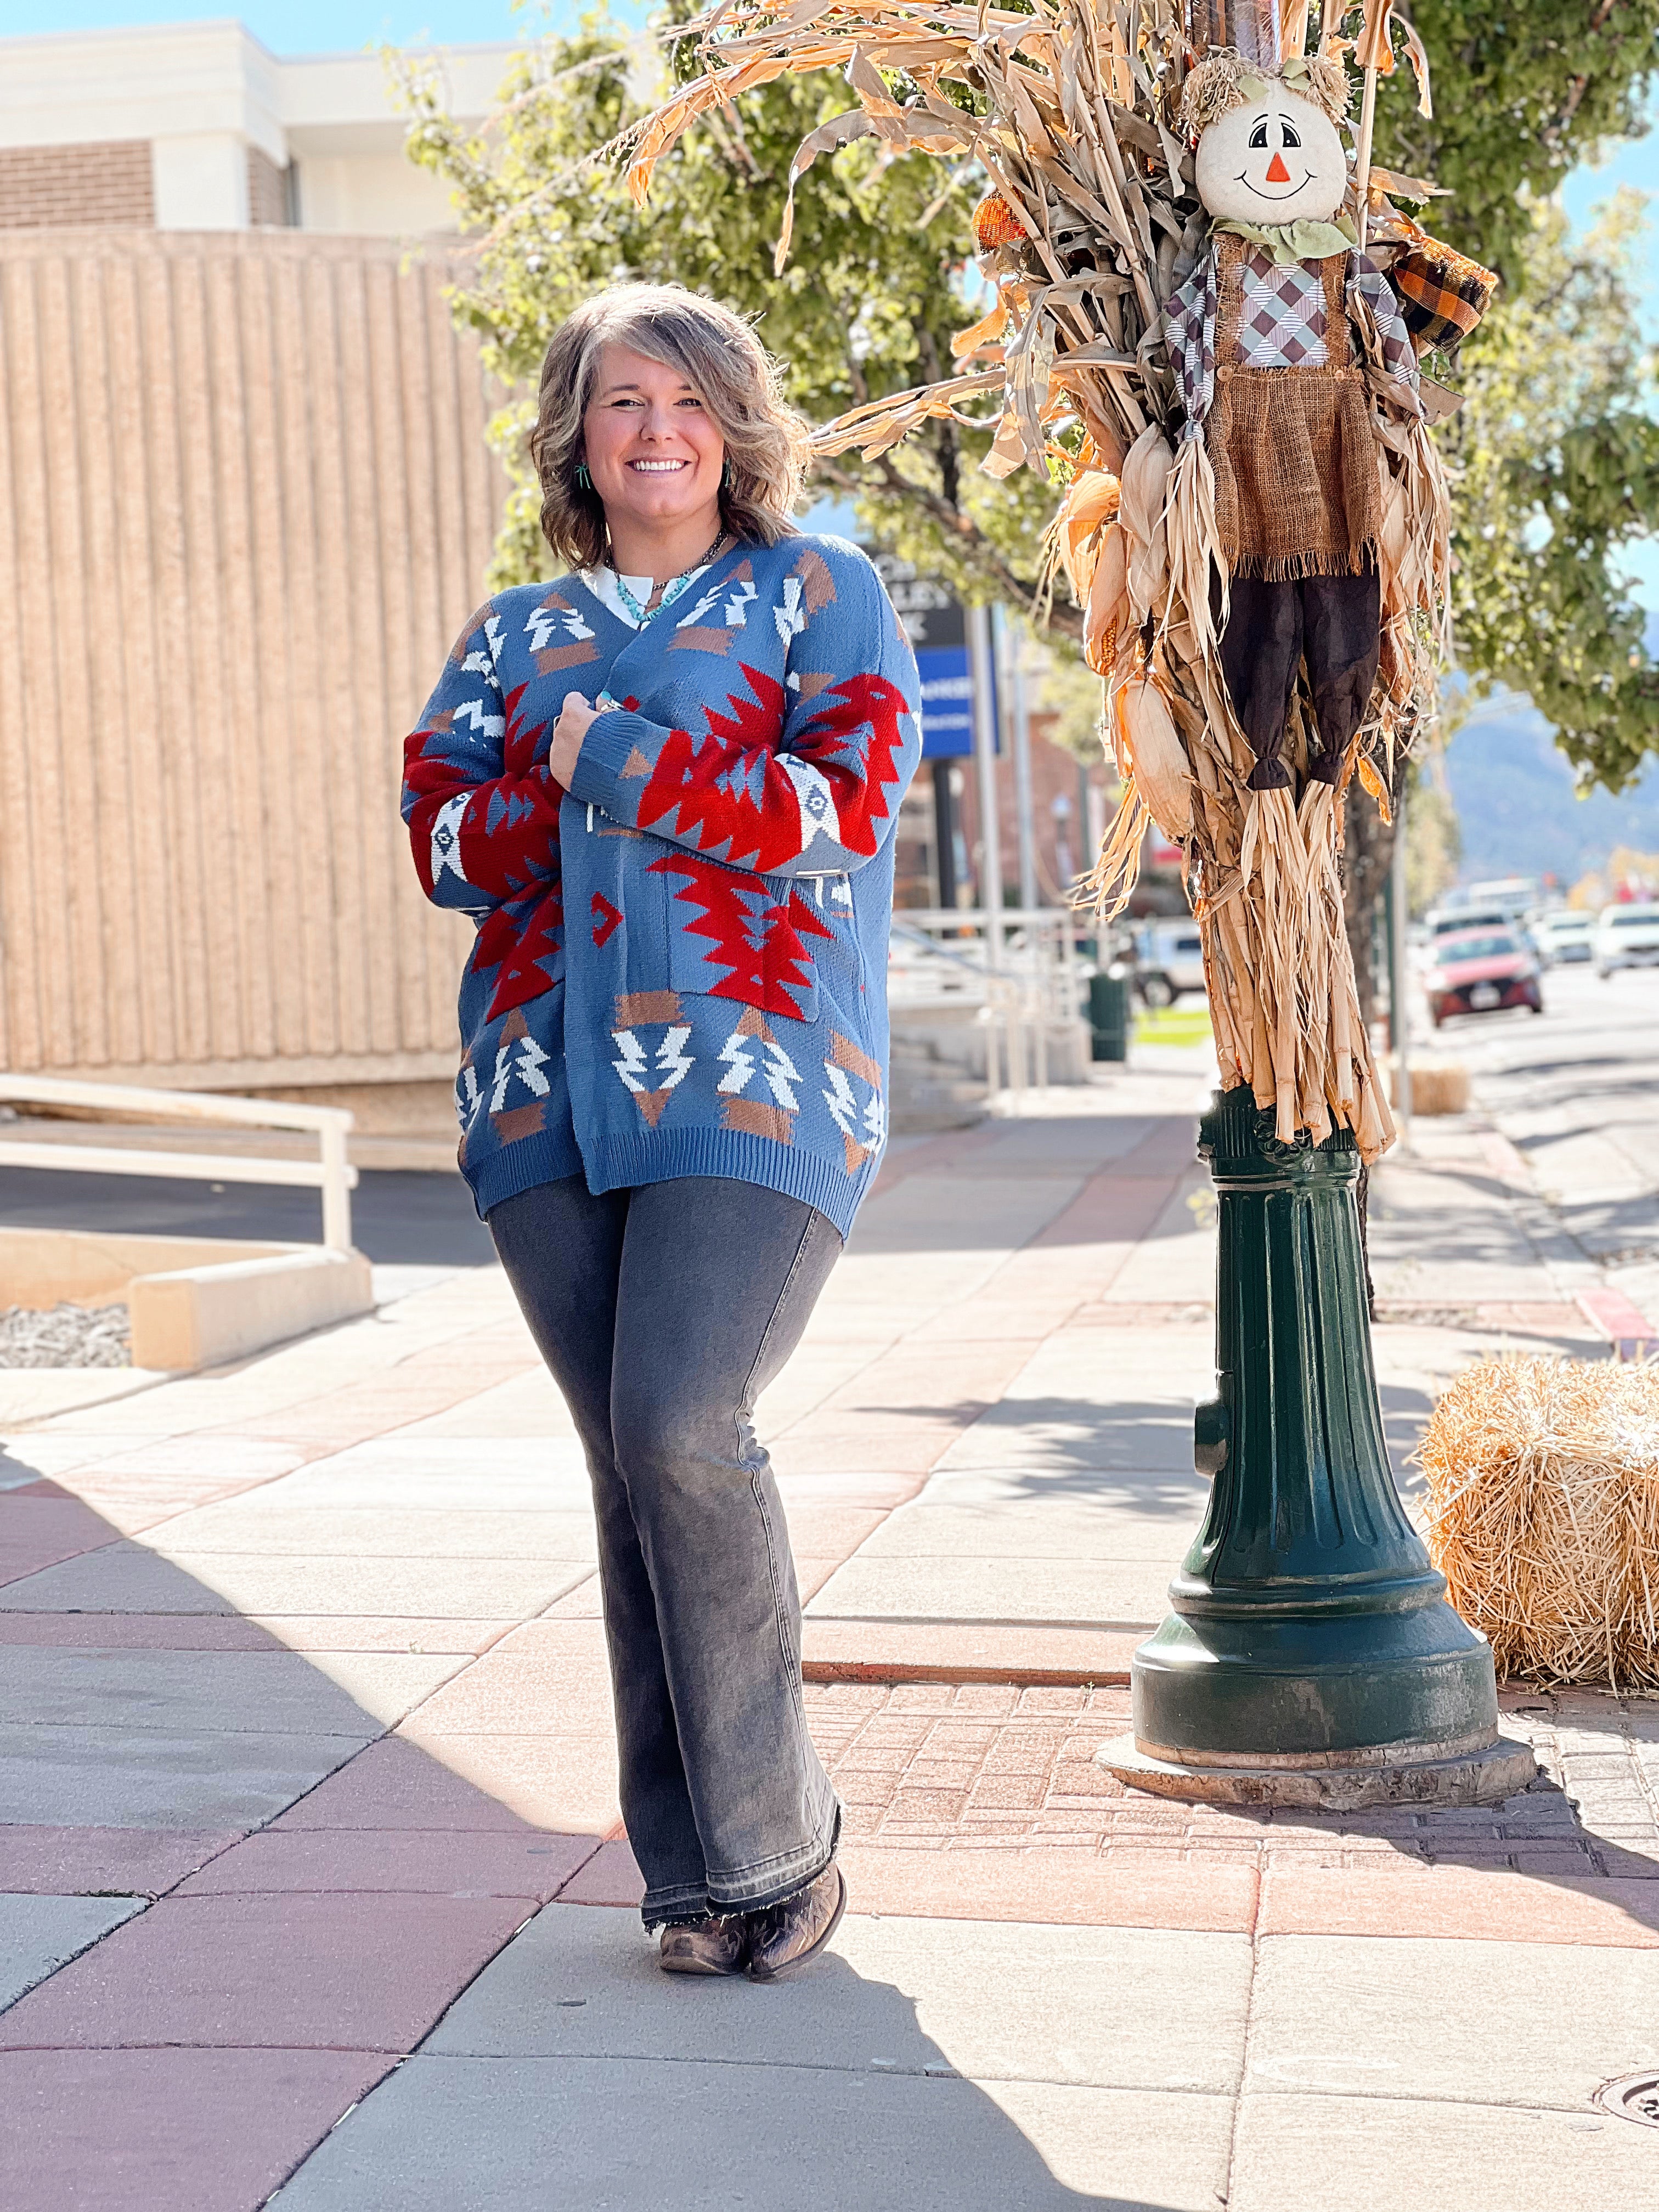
{"left": 1235, "top": 169, "right": 1316, "bottom": 199}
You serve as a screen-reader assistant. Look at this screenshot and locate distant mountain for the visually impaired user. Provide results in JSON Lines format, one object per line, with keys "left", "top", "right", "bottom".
{"left": 1441, "top": 617, "right": 1659, "bottom": 888}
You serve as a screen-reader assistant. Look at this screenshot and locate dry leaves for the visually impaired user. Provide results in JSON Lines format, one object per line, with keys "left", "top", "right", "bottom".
{"left": 622, "top": 0, "right": 1453, "bottom": 1159}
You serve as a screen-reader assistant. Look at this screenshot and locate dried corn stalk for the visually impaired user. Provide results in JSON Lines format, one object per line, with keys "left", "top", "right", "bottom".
{"left": 620, "top": 0, "right": 1456, "bottom": 1156}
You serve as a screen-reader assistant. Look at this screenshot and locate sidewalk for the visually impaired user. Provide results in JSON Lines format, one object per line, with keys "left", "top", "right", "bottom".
{"left": 2, "top": 1066, "right": 1656, "bottom": 2209}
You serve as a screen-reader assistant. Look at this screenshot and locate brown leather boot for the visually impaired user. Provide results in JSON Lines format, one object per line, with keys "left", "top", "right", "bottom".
{"left": 658, "top": 1915, "right": 748, "bottom": 1977}
{"left": 744, "top": 1864, "right": 846, "bottom": 1983}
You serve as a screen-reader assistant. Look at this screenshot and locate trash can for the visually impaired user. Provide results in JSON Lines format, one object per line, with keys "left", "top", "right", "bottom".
{"left": 1088, "top": 972, "right": 1130, "bottom": 1062}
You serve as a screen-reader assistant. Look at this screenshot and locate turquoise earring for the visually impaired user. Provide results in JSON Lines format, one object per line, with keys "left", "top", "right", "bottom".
{"left": 721, "top": 459, "right": 732, "bottom": 490}
{"left": 575, "top": 461, "right": 592, "bottom": 490}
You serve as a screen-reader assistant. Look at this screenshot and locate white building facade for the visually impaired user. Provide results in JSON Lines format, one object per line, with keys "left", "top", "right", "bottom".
{"left": 0, "top": 20, "right": 512, "bottom": 236}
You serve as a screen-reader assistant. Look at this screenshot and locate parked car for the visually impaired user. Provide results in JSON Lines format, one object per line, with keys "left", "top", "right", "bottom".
{"left": 1132, "top": 919, "right": 1206, "bottom": 1008}
{"left": 1430, "top": 906, "right": 1544, "bottom": 961}
{"left": 1425, "top": 929, "right": 1543, "bottom": 1028}
{"left": 1594, "top": 903, "right": 1659, "bottom": 978}
{"left": 1533, "top": 912, "right": 1594, "bottom": 966}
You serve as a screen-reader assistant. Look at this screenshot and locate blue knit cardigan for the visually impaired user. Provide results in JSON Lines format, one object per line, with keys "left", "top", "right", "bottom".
{"left": 403, "top": 534, "right": 922, "bottom": 1235}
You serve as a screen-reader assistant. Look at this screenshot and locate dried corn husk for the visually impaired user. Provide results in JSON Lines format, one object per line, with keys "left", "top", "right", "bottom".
{"left": 1056, "top": 467, "right": 1122, "bottom": 600}
{"left": 1116, "top": 672, "right": 1192, "bottom": 840}
{"left": 620, "top": 0, "right": 1452, "bottom": 1162}
{"left": 1420, "top": 1358, "right": 1659, "bottom": 1689}
{"left": 1083, "top": 520, "right": 1130, "bottom": 676}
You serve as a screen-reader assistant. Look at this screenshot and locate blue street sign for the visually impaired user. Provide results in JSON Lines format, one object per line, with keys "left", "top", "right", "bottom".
{"left": 866, "top": 552, "right": 998, "bottom": 759}
{"left": 915, "top": 645, "right": 974, "bottom": 758}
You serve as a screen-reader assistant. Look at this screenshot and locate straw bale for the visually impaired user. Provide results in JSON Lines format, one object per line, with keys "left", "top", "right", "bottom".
{"left": 1420, "top": 1357, "right": 1659, "bottom": 1688}
{"left": 1392, "top": 1062, "right": 1469, "bottom": 1115}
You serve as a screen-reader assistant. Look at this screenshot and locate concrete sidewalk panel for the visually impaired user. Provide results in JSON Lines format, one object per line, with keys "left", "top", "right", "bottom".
{"left": 852, "top": 1496, "right": 1205, "bottom": 1561}
{"left": 0, "top": 1894, "right": 145, "bottom": 2010}
{"left": 393, "top": 1370, "right": 579, "bottom": 1440}
{"left": 270, "top": 1736, "right": 560, "bottom": 1833}
{"left": 837, "top": 1845, "right": 1259, "bottom": 1933}
{"left": 424, "top": 1903, "right": 1251, "bottom": 2096}
{"left": 0, "top": 2047, "right": 394, "bottom": 2212}
{"left": 171, "top": 1826, "right": 599, "bottom": 1900}
{"left": 391, "top": 1656, "right": 617, "bottom": 1736}
{"left": 1248, "top": 1933, "right": 1659, "bottom": 2111}
{"left": 381, "top": 1731, "right": 622, "bottom": 1835}
{"left": 0, "top": 1892, "right": 534, "bottom": 2051}
{"left": 129, "top": 1504, "right": 600, "bottom": 1561}
{"left": 0, "top": 1545, "right": 589, "bottom": 1618}
{"left": 268, "top": 2051, "right": 1233, "bottom": 2211}
{"left": 0, "top": 1499, "right": 127, "bottom": 1587}
{"left": 1229, "top": 2091, "right": 1658, "bottom": 2212}
{"left": 1259, "top": 1864, "right": 1659, "bottom": 1948}
{"left": 805, "top": 1554, "right": 1172, "bottom": 1630}
{"left": 0, "top": 1724, "right": 366, "bottom": 1831}
{"left": 0, "top": 1613, "right": 511, "bottom": 1654}
{"left": 0, "top": 1826, "right": 242, "bottom": 1897}
{"left": 0, "top": 1648, "right": 462, "bottom": 1735}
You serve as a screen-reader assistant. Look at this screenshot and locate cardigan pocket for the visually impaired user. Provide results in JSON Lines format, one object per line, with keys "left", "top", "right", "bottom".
{"left": 650, "top": 853, "right": 824, "bottom": 1024}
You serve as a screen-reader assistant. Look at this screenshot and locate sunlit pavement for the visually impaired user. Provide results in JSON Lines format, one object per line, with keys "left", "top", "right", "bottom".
{"left": 2, "top": 1048, "right": 1657, "bottom": 2210}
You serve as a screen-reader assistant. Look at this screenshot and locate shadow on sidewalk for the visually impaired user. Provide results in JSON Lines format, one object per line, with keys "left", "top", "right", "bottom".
{"left": 0, "top": 1454, "right": 1161, "bottom": 2210}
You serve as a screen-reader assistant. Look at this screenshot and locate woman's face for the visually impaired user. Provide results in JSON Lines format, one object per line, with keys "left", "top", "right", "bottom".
{"left": 580, "top": 345, "right": 725, "bottom": 541}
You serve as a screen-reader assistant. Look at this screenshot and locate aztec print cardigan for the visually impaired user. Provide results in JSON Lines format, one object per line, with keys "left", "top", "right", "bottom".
{"left": 402, "top": 534, "right": 922, "bottom": 1236}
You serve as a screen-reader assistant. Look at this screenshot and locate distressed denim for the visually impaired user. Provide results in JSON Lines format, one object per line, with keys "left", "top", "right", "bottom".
{"left": 489, "top": 1174, "right": 844, "bottom": 1925}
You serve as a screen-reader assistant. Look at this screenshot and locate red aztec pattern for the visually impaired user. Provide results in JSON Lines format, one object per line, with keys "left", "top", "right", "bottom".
{"left": 649, "top": 856, "right": 834, "bottom": 1020}
{"left": 404, "top": 681, "right": 563, "bottom": 1021}
{"left": 637, "top": 669, "right": 911, "bottom": 867}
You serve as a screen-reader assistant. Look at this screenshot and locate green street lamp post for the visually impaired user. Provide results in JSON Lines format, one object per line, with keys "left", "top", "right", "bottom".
{"left": 1099, "top": 1082, "right": 1536, "bottom": 1808}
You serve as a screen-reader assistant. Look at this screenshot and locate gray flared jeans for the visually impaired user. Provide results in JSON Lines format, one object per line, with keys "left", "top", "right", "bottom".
{"left": 489, "top": 1173, "right": 843, "bottom": 1926}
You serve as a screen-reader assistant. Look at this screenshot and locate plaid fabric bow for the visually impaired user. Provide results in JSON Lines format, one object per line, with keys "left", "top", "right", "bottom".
{"left": 1387, "top": 220, "right": 1498, "bottom": 353}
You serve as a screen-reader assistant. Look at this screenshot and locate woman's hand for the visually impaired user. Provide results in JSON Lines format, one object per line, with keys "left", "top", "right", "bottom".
{"left": 550, "top": 692, "right": 599, "bottom": 789}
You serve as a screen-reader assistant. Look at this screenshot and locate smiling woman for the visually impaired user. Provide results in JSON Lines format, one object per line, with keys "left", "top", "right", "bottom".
{"left": 400, "top": 280, "right": 921, "bottom": 1991}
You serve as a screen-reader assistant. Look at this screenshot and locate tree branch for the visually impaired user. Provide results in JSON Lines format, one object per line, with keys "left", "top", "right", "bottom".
{"left": 809, "top": 456, "right": 1085, "bottom": 642}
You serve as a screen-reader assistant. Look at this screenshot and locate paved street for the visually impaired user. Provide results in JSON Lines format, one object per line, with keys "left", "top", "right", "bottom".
{"left": 2, "top": 1046, "right": 1657, "bottom": 2208}
{"left": 1417, "top": 963, "right": 1659, "bottom": 1312}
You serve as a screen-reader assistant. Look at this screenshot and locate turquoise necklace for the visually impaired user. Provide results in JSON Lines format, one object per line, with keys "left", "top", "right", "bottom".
{"left": 610, "top": 529, "right": 730, "bottom": 627}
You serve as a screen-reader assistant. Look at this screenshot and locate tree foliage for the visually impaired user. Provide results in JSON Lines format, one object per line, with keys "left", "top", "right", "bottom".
{"left": 1442, "top": 191, "right": 1659, "bottom": 792}
{"left": 392, "top": 1, "right": 1658, "bottom": 788}
{"left": 392, "top": 25, "right": 1056, "bottom": 617}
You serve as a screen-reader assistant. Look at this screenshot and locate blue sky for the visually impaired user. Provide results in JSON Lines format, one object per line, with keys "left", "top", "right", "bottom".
{"left": 0, "top": 2, "right": 633, "bottom": 47}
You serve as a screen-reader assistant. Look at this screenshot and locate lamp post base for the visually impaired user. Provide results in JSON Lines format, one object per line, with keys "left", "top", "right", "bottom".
{"left": 1107, "top": 1085, "right": 1534, "bottom": 1804}
{"left": 1097, "top": 1731, "right": 1537, "bottom": 1811}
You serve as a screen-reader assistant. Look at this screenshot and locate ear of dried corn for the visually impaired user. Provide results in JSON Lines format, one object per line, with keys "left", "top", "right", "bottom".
{"left": 620, "top": 0, "right": 1453, "bottom": 1161}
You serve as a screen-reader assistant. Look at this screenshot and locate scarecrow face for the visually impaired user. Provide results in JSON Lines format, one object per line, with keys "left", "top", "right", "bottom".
{"left": 1194, "top": 90, "right": 1347, "bottom": 227}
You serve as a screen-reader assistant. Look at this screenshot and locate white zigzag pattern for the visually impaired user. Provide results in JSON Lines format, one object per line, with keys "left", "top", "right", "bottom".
{"left": 717, "top": 1030, "right": 755, "bottom": 1095}
{"left": 657, "top": 1026, "right": 694, "bottom": 1090}
{"left": 764, "top": 1039, "right": 801, "bottom": 1113}
{"left": 823, "top": 1062, "right": 858, "bottom": 1142}
{"left": 612, "top": 1029, "right": 648, "bottom": 1096}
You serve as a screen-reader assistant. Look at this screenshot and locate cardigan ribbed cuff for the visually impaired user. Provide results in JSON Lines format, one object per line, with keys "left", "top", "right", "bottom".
{"left": 569, "top": 710, "right": 665, "bottom": 823}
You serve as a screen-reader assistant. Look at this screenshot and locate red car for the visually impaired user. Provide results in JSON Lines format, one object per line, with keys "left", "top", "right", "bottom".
{"left": 1426, "top": 929, "right": 1544, "bottom": 1028}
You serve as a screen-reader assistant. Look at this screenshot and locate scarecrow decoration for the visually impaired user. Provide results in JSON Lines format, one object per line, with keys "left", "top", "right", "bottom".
{"left": 622, "top": 0, "right": 1497, "bottom": 1157}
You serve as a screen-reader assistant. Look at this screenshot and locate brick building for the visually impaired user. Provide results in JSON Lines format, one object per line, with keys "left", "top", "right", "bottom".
{"left": 0, "top": 21, "right": 510, "bottom": 237}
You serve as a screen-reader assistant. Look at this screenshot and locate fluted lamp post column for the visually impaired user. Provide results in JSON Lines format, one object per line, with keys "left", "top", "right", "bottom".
{"left": 1098, "top": 1084, "right": 1536, "bottom": 1808}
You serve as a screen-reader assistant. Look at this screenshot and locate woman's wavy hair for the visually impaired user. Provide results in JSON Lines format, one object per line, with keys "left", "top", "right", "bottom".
{"left": 529, "top": 284, "right": 813, "bottom": 573}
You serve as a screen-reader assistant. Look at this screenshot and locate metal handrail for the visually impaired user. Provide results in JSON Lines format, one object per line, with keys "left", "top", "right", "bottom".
{"left": 0, "top": 1074, "right": 358, "bottom": 1250}
{"left": 889, "top": 907, "right": 1093, "bottom": 1096}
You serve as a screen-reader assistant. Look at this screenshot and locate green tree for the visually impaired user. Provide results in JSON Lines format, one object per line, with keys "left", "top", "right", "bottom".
{"left": 1441, "top": 190, "right": 1659, "bottom": 794}
{"left": 391, "top": 25, "right": 1058, "bottom": 617}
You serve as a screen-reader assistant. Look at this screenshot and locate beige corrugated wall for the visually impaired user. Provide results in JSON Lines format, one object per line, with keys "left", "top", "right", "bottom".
{"left": 0, "top": 227, "right": 505, "bottom": 1090}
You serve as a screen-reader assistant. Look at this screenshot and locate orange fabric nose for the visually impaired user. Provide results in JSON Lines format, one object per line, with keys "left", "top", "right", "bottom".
{"left": 1265, "top": 151, "right": 1291, "bottom": 183}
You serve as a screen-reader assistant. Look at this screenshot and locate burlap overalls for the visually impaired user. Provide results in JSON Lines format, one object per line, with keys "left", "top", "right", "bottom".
{"left": 1207, "top": 235, "right": 1384, "bottom": 791}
